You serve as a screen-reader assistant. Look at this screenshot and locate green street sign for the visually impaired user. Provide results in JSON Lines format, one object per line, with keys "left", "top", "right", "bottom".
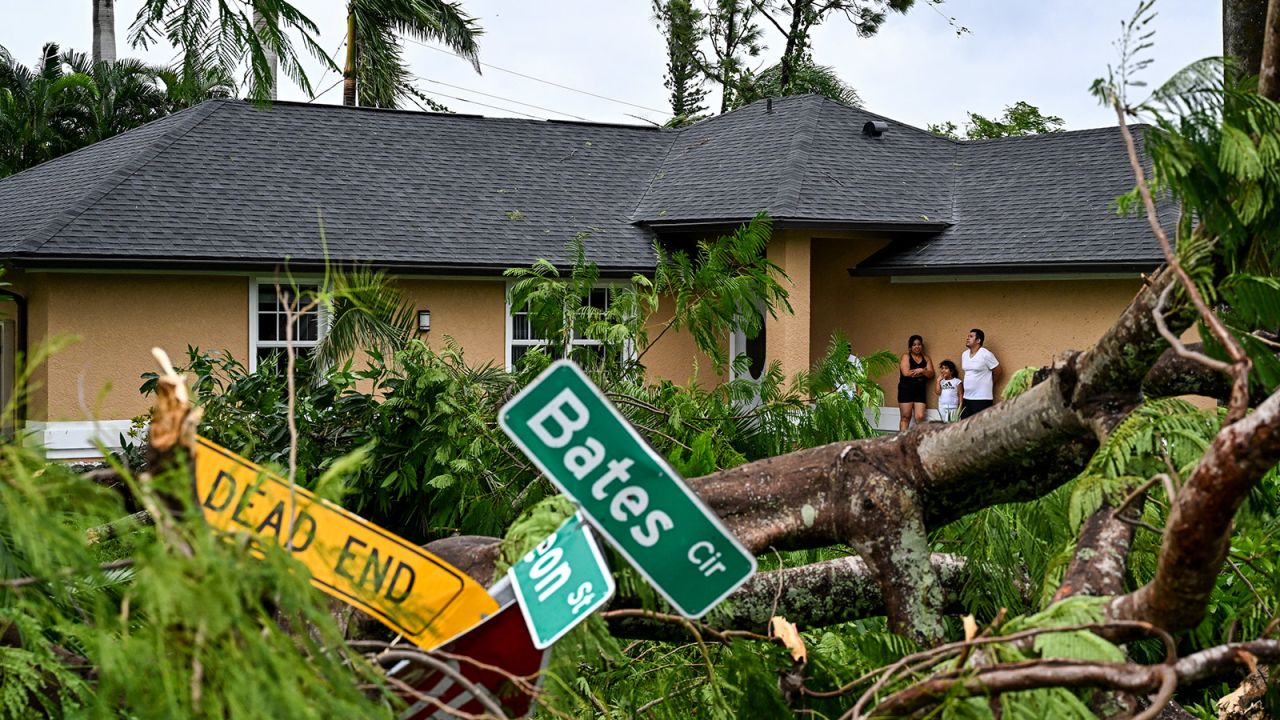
{"left": 509, "top": 513, "right": 615, "bottom": 649}
{"left": 499, "top": 360, "right": 756, "bottom": 618}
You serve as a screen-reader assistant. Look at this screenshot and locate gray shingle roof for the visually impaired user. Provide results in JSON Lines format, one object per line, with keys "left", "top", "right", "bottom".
{"left": 0, "top": 99, "right": 667, "bottom": 271}
{"left": 0, "top": 95, "right": 1167, "bottom": 274}
{"left": 850, "top": 126, "right": 1169, "bottom": 274}
{"left": 633, "top": 95, "right": 953, "bottom": 227}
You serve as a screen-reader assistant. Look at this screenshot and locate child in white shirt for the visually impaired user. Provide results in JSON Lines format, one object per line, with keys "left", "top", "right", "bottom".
{"left": 936, "top": 360, "right": 963, "bottom": 422}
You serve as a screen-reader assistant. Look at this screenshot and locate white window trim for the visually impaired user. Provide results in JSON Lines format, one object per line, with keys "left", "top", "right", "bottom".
{"left": 504, "top": 280, "right": 632, "bottom": 371}
{"left": 728, "top": 299, "right": 767, "bottom": 383}
{"left": 248, "top": 277, "right": 329, "bottom": 371}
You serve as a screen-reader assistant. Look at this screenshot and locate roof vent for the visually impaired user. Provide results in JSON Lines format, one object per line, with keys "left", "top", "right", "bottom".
{"left": 766, "top": 98, "right": 773, "bottom": 114}
{"left": 863, "top": 120, "right": 888, "bottom": 137}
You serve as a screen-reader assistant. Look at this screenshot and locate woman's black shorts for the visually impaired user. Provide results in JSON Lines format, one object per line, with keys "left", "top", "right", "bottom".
{"left": 897, "top": 380, "right": 927, "bottom": 404}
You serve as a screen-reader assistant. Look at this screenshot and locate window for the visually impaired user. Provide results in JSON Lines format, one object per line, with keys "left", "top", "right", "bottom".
{"left": 506, "top": 286, "right": 623, "bottom": 369}
{"left": 250, "top": 279, "right": 324, "bottom": 372}
{"left": 729, "top": 302, "right": 767, "bottom": 382}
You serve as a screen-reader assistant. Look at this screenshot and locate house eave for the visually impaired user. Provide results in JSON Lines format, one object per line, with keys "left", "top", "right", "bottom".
{"left": 1, "top": 254, "right": 655, "bottom": 278}
{"left": 638, "top": 217, "right": 951, "bottom": 234}
{"left": 848, "top": 260, "right": 1161, "bottom": 278}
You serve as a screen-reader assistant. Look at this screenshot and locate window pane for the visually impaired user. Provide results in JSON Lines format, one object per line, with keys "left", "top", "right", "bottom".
{"left": 589, "top": 288, "right": 610, "bottom": 310}
{"left": 258, "top": 312, "right": 277, "bottom": 341}
{"left": 297, "top": 312, "right": 319, "bottom": 342}
{"left": 512, "top": 313, "right": 533, "bottom": 341}
{"left": 571, "top": 343, "right": 607, "bottom": 367}
{"left": 256, "top": 346, "right": 314, "bottom": 374}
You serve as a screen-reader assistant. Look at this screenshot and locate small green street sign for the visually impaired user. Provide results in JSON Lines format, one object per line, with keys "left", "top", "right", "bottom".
{"left": 499, "top": 360, "right": 756, "bottom": 618}
{"left": 509, "top": 513, "right": 615, "bottom": 649}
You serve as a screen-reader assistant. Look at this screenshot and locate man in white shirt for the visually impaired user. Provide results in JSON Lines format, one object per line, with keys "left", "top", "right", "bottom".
{"left": 959, "top": 328, "right": 1000, "bottom": 419}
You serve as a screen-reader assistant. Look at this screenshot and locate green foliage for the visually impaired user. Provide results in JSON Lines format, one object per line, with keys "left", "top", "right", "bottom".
{"left": 129, "top": 0, "right": 333, "bottom": 103}
{"left": 654, "top": 0, "right": 710, "bottom": 119}
{"left": 0, "top": 442, "right": 395, "bottom": 717}
{"left": 648, "top": 213, "right": 792, "bottom": 372}
{"left": 700, "top": 0, "right": 764, "bottom": 112}
{"left": 1000, "top": 366, "right": 1039, "bottom": 400}
{"left": 344, "top": 0, "right": 483, "bottom": 109}
{"left": 121, "top": 221, "right": 909, "bottom": 717}
{"left": 0, "top": 42, "right": 237, "bottom": 178}
{"left": 1095, "top": 3, "right": 1280, "bottom": 397}
{"left": 929, "top": 101, "right": 1066, "bottom": 140}
{"left": 966, "top": 101, "right": 1066, "bottom": 139}
{"left": 313, "top": 265, "right": 418, "bottom": 371}
{"left": 733, "top": 60, "right": 862, "bottom": 108}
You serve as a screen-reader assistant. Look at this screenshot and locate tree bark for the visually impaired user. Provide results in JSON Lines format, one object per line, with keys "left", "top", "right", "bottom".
{"left": 680, "top": 269, "right": 1189, "bottom": 641}
{"left": 253, "top": 8, "right": 279, "bottom": 101}
{"left": 1225, "top": 0, "right": 1269, "bottom": 78}
{"left": 92, "top": 0, "right": 116, "bottom": 64}
{"left": 1053, "top": 501, "right": 1139, "bottom": 602}
{"left": 343, "top": 9, "right": 358, "bottom": 106}
{"left": 1109, "top": 387, "right": 1280, "bottom": 631}
{"left": 1259, "top": 0, "right": 1280, "bottom": 100}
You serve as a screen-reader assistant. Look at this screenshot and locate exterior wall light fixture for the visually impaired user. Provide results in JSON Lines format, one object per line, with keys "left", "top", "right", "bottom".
{"left": 418, "top": 309, "right": 431, "bottom": 333}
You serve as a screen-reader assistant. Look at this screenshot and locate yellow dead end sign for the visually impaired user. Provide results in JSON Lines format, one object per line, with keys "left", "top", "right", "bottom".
{"left": 193, "top": 437, "right": 499, "bottom": 649}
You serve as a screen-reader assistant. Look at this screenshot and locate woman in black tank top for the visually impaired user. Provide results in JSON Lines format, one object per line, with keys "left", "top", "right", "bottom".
{"left": 897, "top": 334, "right": 934, "bottom": 432}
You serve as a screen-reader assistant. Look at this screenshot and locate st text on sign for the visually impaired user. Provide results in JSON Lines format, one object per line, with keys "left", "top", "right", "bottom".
{"left": 194, "top": 437, "right": 498, "bottom": 648}
{"left": 499, "top": 360, "right": 755, "bottom": 618}
{"left": 509, "top": 513, "right": 615, "bottom": 649}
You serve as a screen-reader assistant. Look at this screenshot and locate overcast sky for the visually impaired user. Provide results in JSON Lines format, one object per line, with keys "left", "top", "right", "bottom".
{"left": 5, "top": 0, "right": 1222, "bottom": 131}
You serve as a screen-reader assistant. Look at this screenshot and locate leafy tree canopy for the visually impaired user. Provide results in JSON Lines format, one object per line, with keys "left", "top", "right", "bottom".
{"left": 928, "top": 100, "right": 1066, "bottom": 139}
{"left": 731, "top": 58, "right": 861, "bottom": 108}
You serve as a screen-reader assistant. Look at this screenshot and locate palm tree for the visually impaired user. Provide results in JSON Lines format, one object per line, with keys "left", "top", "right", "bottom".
{"left": 0, "top": 45, "right": 210, "bottom": 178}
{"left": 731, "top": 59, "right": 862, "bottom": 109}
{"left": 129, "top": 0, "right": 332, "bottom": 102}
{"left": 341, "top": 0, "right": 482, "bottom": 108}
{"left": 152, "top": 45, "right": 237, "bottom": 111}
{"left": 92, "top": 0, "right": 117, "bottom": 63}
{"left": 0, "top": 44, "right": 95, "bottom": 177}
{"left": 62, "top": 50, "right": 167, "bottom": 143}
{"left": 314, "top": 267, "right": 418, "bottom": 371}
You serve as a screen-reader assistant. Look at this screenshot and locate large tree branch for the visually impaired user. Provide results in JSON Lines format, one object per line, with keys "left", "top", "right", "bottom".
{"left": 682, "top": 268, "right": 1191, "bottom": 640}
{"left": 1110, "top": 387, "right": 1280, "bottom": 630}
{"left": 422, "top": 536, "right": 977, "bottom": 638}
{"left": 1144, "top": 338, "right": 1278, "bottom": 406}
{"left": 1054, "top": 500, "right": 1141, "bottom": 602}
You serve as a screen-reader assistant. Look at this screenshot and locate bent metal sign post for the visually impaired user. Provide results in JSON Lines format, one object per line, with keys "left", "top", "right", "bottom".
{"left": 193, "top": 437, "right": 499, "bottom": 649}
{"left": 499, "top": 360, "right": 755, "bottom": 618}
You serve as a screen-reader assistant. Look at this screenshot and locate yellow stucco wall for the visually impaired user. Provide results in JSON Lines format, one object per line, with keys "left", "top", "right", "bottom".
{"left": 13, "top": 234, "right": 1148, "bottom": 425}
{"left": 397, "top": 278, "right": 506, "bottom": 366}
{"left": 642, "top": 294, "right": 725, "bottom": 387}
{"left": 13, "top": 271, "right": 723, "bottom": 421}
{"left": 24, "top": 272, "right": 249, "bottom": 421}
{"left": 809, "top": 237, "right": 1146, "bottom": 406}
{"left": 766, "top": 229, "right": 812, "bottom": 380}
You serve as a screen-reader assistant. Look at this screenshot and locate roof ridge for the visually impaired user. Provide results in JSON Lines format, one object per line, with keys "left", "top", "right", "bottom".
{"left": 771, "top": 96, "right": 825, "bottom": 216}
{"left": 945, "top": 140, "right": 961, "bottom": 224}
{"left": 958, "top": 124, "right": 1146, "bottom": 144}
{"left": 846, "top": 100, "right": 960, "bottom": 144}
{"left": 627, "top": 130, "right": 681, "bottom": 222}
{"left": 22, "top": 101, "right": 228, "bottom": 254}
{"left": 260, "top": 98, "right": 664, "bottom": 131}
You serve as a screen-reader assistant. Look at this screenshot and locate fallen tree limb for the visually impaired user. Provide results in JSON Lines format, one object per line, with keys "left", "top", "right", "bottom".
{"left": 681, "top": 268, "right": 1191, "bottom": 641}
{"left": 1143, "top": 340, "right": 1277, "bottom": 406}
{"left": 858, "top": 638, "right": 1280, "bottom": 720}
{"left": 1110, "top": 387, "right": 1280, "bottom": 630}
{"left": 608, "top": 554, "right": 973, "bottom": 638}
{"left": 421, "top": 536, "right": 978, "bottom": 638}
